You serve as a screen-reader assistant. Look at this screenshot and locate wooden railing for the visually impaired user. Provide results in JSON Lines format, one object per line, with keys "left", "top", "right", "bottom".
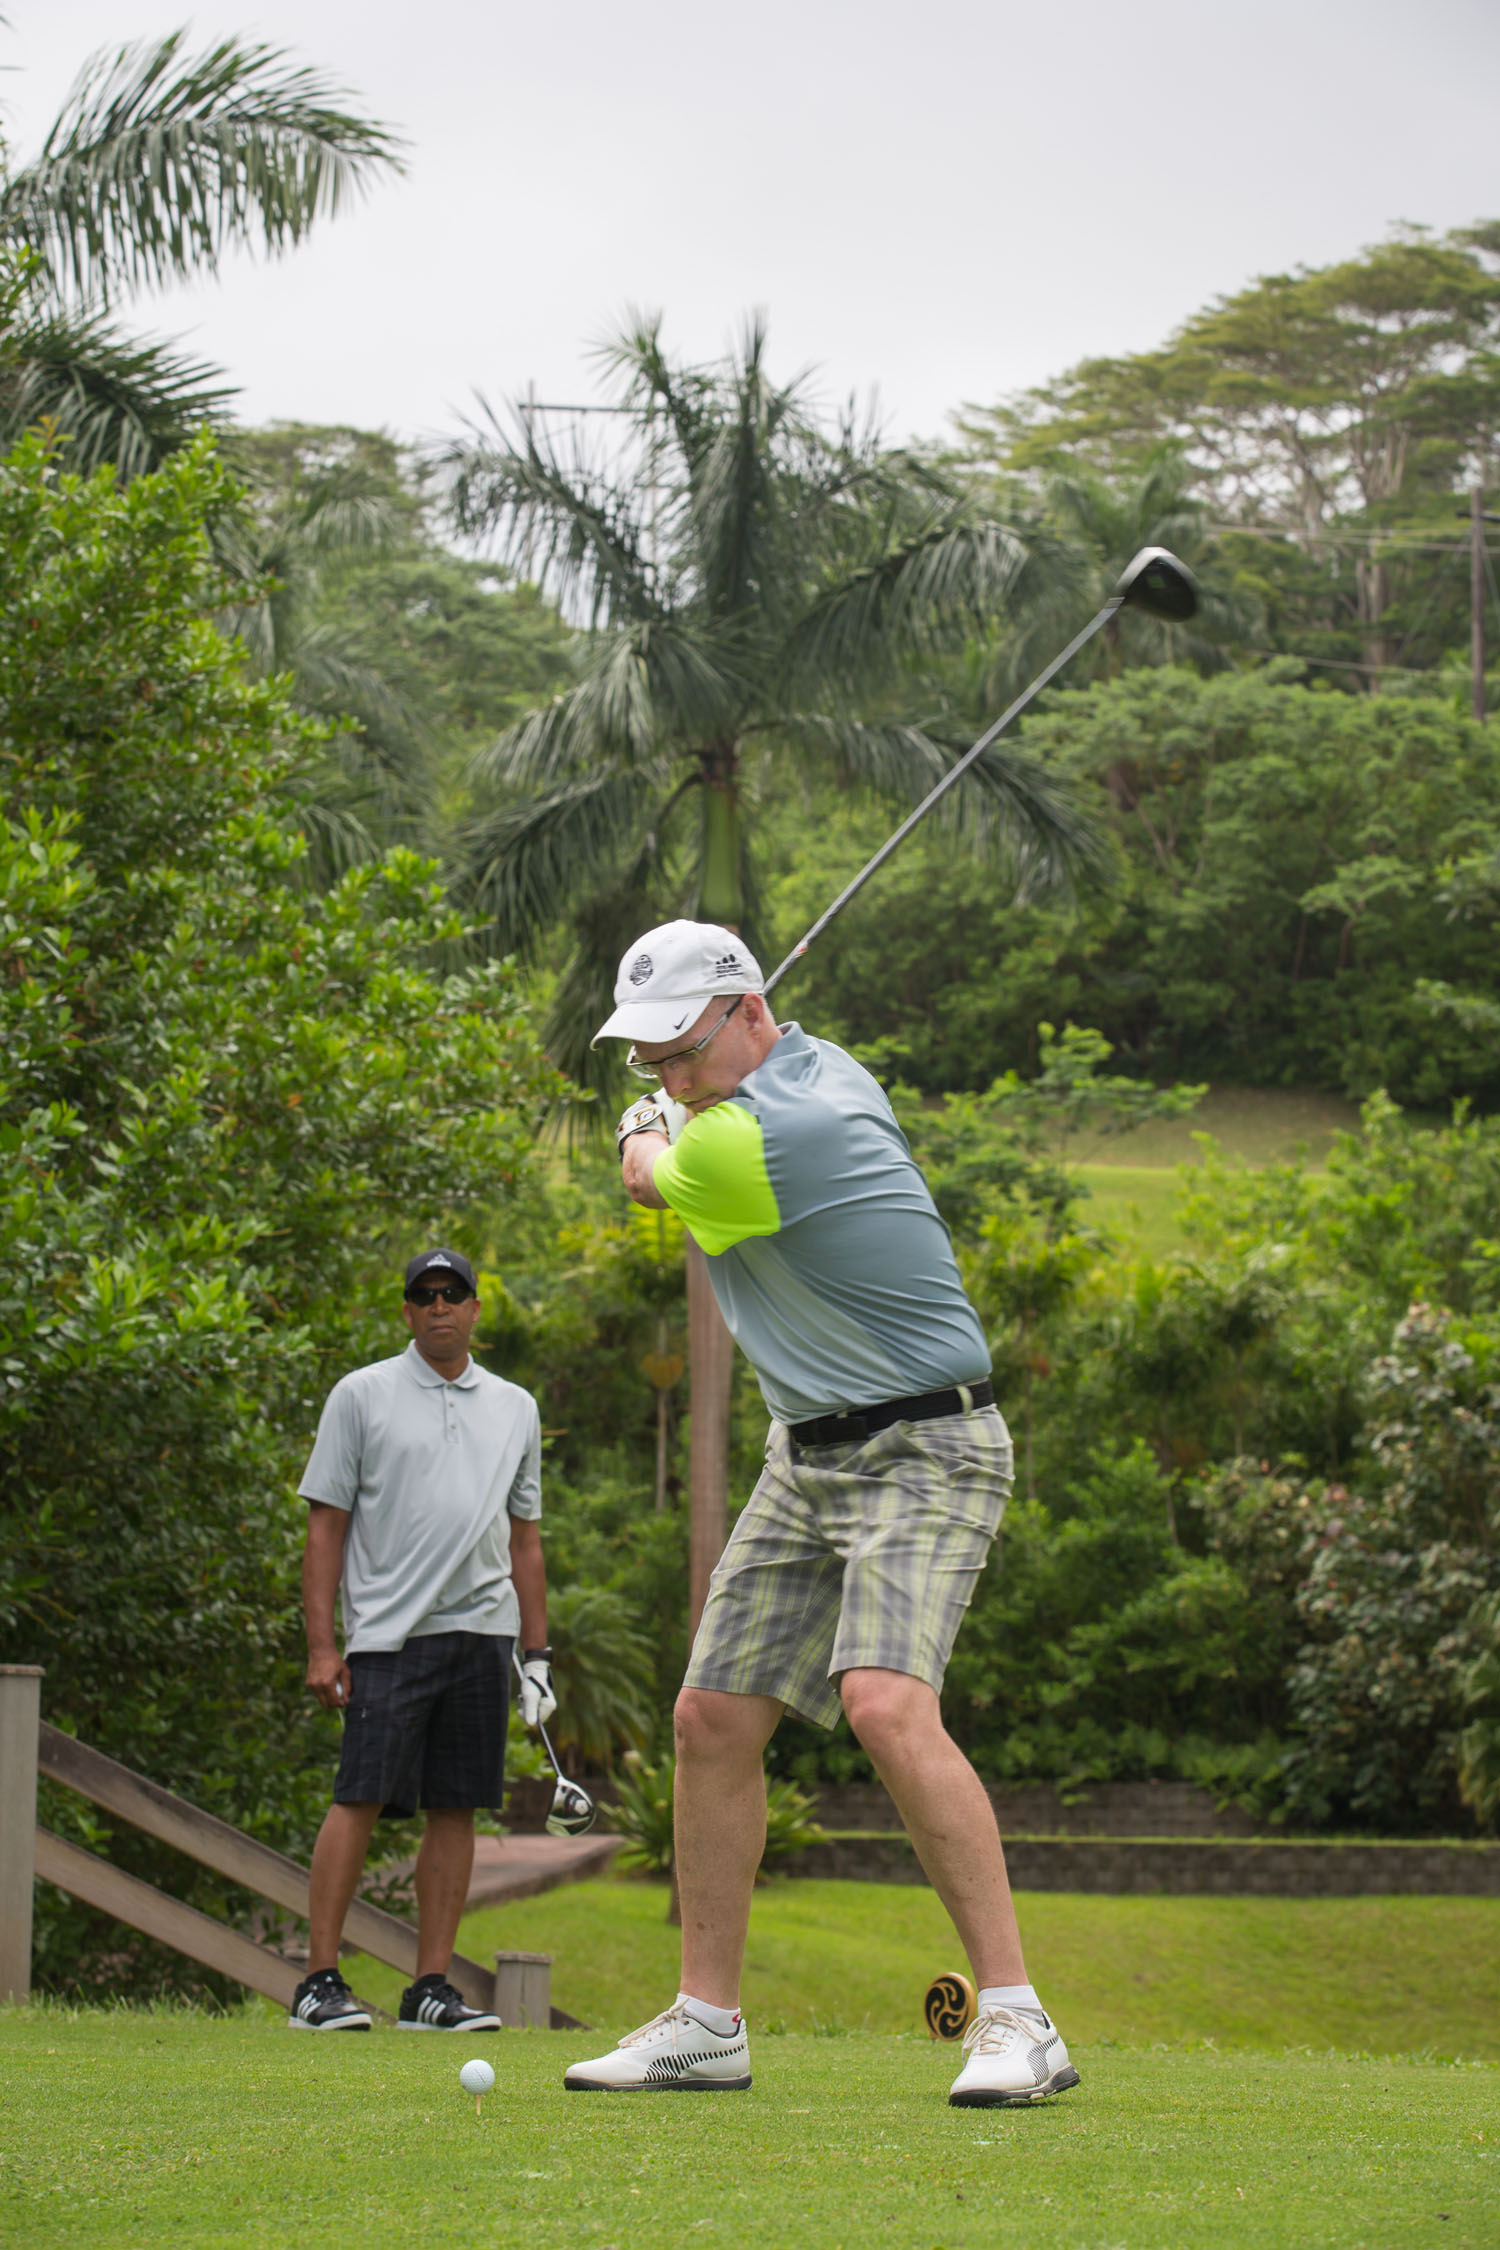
{"left": 0, "top": 1667, "right": 556, "bottom": 2025}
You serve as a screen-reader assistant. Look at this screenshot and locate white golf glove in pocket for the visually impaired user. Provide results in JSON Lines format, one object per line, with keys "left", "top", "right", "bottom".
{"left": 519, "top": 1652, "right": 557, "bottom": 1729}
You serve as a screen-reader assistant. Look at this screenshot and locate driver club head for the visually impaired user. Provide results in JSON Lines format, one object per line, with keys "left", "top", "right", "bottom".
{"left": 546, "top": 1776, "right": 597, "bottom": 1836}
{"left": 1114, "top": 546, "right": 1198, "bottom": 622}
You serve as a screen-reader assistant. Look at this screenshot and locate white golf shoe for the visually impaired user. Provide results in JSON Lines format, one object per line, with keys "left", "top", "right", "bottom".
{"left": 948, "top": 2006, "right": 1080, "bottom": 2107}
{"left": 564, "top": 2002, "right": 752, "bottom": 2092}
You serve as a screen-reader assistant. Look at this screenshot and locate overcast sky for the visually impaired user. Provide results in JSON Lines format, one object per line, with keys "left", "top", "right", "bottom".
{"left": 7, "top": 1, "right": 1499, "bottom": 453}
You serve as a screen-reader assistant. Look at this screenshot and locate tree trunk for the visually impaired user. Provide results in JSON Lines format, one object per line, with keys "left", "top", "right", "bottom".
{"left": 696, "top": 742, "right": 742, "bottom": 925}
{"left": 686, "top": 1238, "right": 734, "bottom": 1644}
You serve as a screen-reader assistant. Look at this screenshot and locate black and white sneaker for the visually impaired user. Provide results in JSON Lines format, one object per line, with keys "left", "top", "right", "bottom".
{"left": 398, "top": 1973, "right": 501, "bottom": 2032}
{"left": 563, "top": 2002, "right": 751, "bottom": 2090}
{"left": 948, "top": 2006, "right": 1079, "bottom": 2106}
{"left": 288, "top": 1968, "right": 372, "bottom": 2031}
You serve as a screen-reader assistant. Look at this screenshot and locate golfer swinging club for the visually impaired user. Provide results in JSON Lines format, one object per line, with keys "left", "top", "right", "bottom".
{"left": 566, "top": 921, "right": 1077, "bottom": 2107}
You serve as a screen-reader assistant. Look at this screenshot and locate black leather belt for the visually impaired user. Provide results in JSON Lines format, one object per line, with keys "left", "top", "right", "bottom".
{"left": 787, "top": 1378, "right": 993, "bottom": 1450}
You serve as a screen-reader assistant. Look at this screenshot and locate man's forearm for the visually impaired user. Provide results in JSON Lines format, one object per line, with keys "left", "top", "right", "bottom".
{"left": 302, "top": 1505, "right": 348, "bottom": 1653}
{"left": 510, "top": 1519, "right": 548, "bottom": 1650}
{"left": 621, "top": 1129, "right": 668, "bottom": 1207}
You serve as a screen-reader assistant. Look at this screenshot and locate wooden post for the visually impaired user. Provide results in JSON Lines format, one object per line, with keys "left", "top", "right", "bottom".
{"left": 686, "top": 1239, "right": 734, "bottom": 1642}
{"left": 493, "top": 1949, "right": 551, "bottom": 2028}
{"left": 0, "top": 1667, "right": 43, "bottom": 2004}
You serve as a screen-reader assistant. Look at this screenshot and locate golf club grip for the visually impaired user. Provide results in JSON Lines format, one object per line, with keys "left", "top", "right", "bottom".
{"left": 762, "top": 594, "right": 1122, "bottom": 995}
{"left": 512, "top": 1647, "right": 560, "bottom": 1777}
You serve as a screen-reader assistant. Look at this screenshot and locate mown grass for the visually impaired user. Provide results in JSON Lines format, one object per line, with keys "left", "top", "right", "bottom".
{"left": 1067, "top": 1086, "right": 1364, "bottom": 1256}
{"left": 1073, "top": 1162, "right": 1193, "bottom": 1258}
{"left": 1068, "top": 1086, "right": 1362, "bottom": 1171}
{"left": 1, "top": 2008, "right": 1495, "bottom": 2250}
{"left": 339, "top": 1879, "right": 1500, "bottom": 2063}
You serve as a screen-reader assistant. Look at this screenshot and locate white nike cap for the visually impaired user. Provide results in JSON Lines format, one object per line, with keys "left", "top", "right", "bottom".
{"left": 592, "top": 920, "right": 765, "bottom": 1047}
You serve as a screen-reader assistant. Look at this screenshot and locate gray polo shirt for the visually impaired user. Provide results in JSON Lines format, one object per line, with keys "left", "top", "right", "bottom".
{"left": 651, "top": 1023, "right": 991, "bottom": 1421}
{"left": 298, "top": 1342, "right": 542, "bottom": 1653}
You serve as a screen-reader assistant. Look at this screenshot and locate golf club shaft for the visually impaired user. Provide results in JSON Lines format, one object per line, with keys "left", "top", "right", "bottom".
{"left": 762, "top": 593, "right": 1123, "bottom": 996}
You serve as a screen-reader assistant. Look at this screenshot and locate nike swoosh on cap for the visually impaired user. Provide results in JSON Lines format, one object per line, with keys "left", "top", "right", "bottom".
{"left": 671, "top": 1012, "right": 691, "bottom": 1031}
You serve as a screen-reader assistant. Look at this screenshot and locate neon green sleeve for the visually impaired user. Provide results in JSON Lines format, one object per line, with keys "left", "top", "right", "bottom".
{"left": 651, "top": 1100, "right": 781, "bottom": 1256}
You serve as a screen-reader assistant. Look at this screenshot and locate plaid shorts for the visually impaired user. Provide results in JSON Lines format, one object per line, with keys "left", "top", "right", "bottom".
{"left": 334, "top": 1630, "right": 512, "bottom": 1820}
{"left": 684, "top": 1404, "right": 1013, "bottom": 1728}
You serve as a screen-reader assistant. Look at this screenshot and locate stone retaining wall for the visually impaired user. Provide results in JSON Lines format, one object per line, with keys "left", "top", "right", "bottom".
{"left": 788, "top": 1834, "right": 1500, "bottom": 1895}
{"left": 813, "top": 1781, "right": 1261, "bottom": 1838}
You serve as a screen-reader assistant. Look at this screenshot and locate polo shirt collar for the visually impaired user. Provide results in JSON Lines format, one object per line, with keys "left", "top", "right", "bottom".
{"left": 402, "top": 1340, "right": 481, "bottom": 1389}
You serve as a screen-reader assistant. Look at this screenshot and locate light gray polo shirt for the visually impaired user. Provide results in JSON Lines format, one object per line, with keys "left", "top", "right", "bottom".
{"left": 651, "top": 1023, "right": 991, "bottom": 1422}
{"left": 298, "top": 1342, "right": 542, "bottom": 1654}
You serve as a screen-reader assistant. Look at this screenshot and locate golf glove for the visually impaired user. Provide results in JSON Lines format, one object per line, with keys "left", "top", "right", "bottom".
{"left": 615, "top": 1091, "right": 688, "bottom": 1153}
{"left": 519, "top": 1650, "right": 557, "bottom": 1729}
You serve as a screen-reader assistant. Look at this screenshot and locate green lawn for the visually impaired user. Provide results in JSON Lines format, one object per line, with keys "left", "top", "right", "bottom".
{"left": 1067, "top": 1085, "right": 1362, "bottom": 1170}
{"left": 1073, "top": 1162, "right": 1193, "bottom": 1258}
{"left": 1066, "top": 1086, "right": 1365, "bottom": 1257}
{"left": 340, "top": 1878, "right": 1500, "bottom": 2062}
{"left": 1, "top": 2009, "right": 1494, "bottom": 2250}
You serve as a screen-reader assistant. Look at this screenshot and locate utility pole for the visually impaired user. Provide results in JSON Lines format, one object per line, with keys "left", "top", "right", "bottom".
{"left": 1473, "top": 488, "right": 1485, "bottom": 724}
{"left": 1458, "top": 487, "right": 1500, "bottom": 722}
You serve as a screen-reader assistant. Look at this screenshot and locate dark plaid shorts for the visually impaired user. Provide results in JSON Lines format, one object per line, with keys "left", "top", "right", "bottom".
{"left": 334, "top": 1630, "right": 513, "bottom": 1820}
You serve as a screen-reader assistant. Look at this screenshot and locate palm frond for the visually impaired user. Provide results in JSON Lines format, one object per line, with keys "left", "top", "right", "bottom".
{"left": 542, "top": 868, "right": 681, "bottom": 1104}
{"left": 472, "top": 622, "right": 744, "bottom": 789}
{"left": 278, "top": 624, "right": 430, "bottom": 769}
{"left": 783, "top": 714, "right": 1102, "bottom": 896}
{"left": 787, "top": 516, "right": 1046, "bottom": 692}
{"left": 459, "top": 764, "right": 670, "bottom": 956}
{"left": 0, "top": 307, "right": 231, "bottom": 478}
{"left": 2, "top": 29, "right": 404, "bottom": 304}
{"left": 439, "top": 400, "right": 657, "bottom": 628}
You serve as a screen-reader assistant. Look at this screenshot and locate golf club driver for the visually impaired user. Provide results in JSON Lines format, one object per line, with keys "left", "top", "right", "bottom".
{"left": 762, "top": 545, "right": 1198, "bottom": 995}
{"left": 512, "top": 1650, "right": 597, "bottom": 1835}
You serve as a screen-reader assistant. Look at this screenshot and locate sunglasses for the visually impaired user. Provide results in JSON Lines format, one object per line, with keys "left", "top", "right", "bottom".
{"left": 405, "top": 1282, "right": 473, "bottom": 1308}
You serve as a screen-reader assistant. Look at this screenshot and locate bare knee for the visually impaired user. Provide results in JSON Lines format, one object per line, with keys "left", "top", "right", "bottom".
{"left": 840, "top": 1669, "right": 940, "bottom": 1764}
{"left": 674, "top": 1686, "right": 778, "bottom": 1765}
{"left": 423, "top": 1806, "right": 474, "bottom": 1838}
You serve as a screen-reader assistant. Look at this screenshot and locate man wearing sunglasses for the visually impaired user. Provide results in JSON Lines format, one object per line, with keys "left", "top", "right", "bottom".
{"left": 290, "top": 1248, "right": 552, "bottom": 2033}
{"left": 566, "top": 921, "right": 1076, "bottom": 2110}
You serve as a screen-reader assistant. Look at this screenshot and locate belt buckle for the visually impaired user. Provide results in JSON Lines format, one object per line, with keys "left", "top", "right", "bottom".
{"left": 839, "top": 1414, "right": 868, "bottom": 1444}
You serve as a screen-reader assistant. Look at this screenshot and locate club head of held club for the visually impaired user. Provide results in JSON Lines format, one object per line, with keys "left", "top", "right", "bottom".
{"left": 546, "top": 1775, "right": 597, "bottom": 1836}
{"left": 530, "top": 1694, "right": 598, "bottom": 1834}
{"left": 1114, "top": 546, "right": 1199, "bottom": 622}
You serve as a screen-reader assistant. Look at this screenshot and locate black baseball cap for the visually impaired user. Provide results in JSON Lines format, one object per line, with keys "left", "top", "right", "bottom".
{"left": 403, "top": 1248, "right": 477, "bottom": 1297}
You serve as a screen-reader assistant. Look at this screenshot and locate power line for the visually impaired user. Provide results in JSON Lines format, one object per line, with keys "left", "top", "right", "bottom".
{"left": 1208, "top": 520, "right": 1477, "bottom": 554}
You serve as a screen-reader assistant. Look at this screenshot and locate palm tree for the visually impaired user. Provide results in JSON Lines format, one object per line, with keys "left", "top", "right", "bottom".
{"left": 981, "top": 446, "right": 1256, "bottom": 696}
{"left": 445, "top": 317, "right": 1093, "bottom": 1091}
{"left": 443, "top": 316, "right": 1098, "bottom": 1629}
{"left": 219, "top": 426, "right": 435, "bottom": 881}
{"left": 0, "top": 27, "right": 402, "bottom": 477}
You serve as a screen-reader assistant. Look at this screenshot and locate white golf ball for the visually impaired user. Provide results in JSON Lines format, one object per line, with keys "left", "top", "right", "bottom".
{"left": 459, "top": 2058, "right": 495, "bottom": 2096}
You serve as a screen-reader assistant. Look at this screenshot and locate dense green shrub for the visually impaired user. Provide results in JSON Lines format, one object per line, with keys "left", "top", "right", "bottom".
{"left": 0, "top": 435, "right": 559, "bottom": 1994}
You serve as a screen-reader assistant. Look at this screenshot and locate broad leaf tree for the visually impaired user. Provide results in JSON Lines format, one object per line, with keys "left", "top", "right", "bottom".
{"left": 959, "top": 224, "right": 1500, "bottom": 688}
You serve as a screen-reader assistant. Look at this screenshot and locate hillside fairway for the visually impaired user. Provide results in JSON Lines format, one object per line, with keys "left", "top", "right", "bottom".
{"left": 1070, "top": 1086, "right": 1364, "bottom": 1256}
{"left": 1, "top": 2010, "right": 1494, "bottom": 2250}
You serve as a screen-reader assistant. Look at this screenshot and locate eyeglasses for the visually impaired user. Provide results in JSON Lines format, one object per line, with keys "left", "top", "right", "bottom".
{"left": 405, "top": 1282, "right": 473, "bottom": 1308}
{"left": 628, "top": 996, "right": 744, "bottom": 1084}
